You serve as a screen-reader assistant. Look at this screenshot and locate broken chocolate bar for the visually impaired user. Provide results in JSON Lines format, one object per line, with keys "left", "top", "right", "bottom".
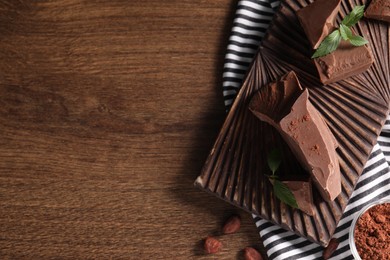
{"left": 297, "top": 0, "right": 341, "bottom": 49}
{"left": 314, "top": 40, "right": 374, "bottom": 84}
{"left": 283, "top": 181, "right": 314, "bottom": 216}
{"left": 365, "top": 0, "right": 390, "bottom": 23}
{"left": 249, "top": 71, "right": 341, "bottom": 201}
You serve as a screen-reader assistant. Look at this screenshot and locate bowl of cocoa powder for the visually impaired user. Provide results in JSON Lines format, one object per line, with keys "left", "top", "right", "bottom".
{"left": 349, "top": 198, "right": 390, "bottom": 260}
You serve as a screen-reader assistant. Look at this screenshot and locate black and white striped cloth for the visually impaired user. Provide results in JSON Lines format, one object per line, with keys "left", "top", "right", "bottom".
{"left": 222, "top": 1, "right": 390, "bottom": 259}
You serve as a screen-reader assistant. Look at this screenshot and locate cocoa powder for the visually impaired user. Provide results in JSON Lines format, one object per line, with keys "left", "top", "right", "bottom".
{"left": 354, "top": 203, "right": 390, "bottom": 259}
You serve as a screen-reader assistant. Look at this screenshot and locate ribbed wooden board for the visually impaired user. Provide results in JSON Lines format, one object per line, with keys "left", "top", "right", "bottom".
{"left": 195, "top": 0, "right": 390, "bottom": 246}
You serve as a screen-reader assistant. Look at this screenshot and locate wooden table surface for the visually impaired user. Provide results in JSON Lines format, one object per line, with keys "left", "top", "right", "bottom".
{"left": 0, "top": 1, "right": 264, "bottom": 259}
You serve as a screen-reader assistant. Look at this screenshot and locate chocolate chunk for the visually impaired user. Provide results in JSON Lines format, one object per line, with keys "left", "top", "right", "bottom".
{"left": 297, "top": 0, "right": 374, "bottom": 84}
{"left": 365, "top": 0, "right": 390, "bottom": 23}
{"left": 283, "top": 181, "right": 314, "bottom": 216}
{"left": 314, "top": 40, "right": 374, "bottom": 84}
{"left": 249, "top": 71, "right": 341, "bottom": 201}
{"left": 248, "top": 71, "right": 304, "bottom": 128}
{"left": 297, "top": 0, "right": 341, "bottom": 49}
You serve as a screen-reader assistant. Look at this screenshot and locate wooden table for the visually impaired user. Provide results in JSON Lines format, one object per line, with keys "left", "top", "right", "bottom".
{"left": 0, "top": 1, "right": 264, "bottom": 258}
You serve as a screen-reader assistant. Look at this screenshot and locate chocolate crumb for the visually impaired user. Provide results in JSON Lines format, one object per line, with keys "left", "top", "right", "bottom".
{"left": 311, "top": 144, "right": 320, "bottom": 154}
{"left": 303, "top": 114, "right": 310, "bottom": 121}
{"left": 288, "top": 119, "right": 298, "bottom": 131}
{"left": 366, "top": 237, "right": 375, "bottom": 246}
{"left": 375, "top": 215, "right": 385, "bottom": 223}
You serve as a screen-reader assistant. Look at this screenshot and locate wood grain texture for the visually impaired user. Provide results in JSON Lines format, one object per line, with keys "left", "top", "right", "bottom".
{"left": 0, "top": 0, "right": 265, "bottom": 259}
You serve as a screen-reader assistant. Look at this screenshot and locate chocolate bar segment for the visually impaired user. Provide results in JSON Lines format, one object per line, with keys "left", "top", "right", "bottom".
{"left": 297, "top": 0, "right": 374, "bottom": 84}
{"left": 297, "top": 0, "right": 341, "bottom": 49}
{"left": 278, "top": 89, "right": 341, "bottom": 201}
{"left": 249, "top": 71, "right": 341, "bottom": 201}
{"left": 283, "top": 181, "right": 314, "bottom": 216}
{"left": 314, "top": 40, "right": 374, "bottom": 84}
{"left": 365, "top": 0, "right": 390, "bottom": 23}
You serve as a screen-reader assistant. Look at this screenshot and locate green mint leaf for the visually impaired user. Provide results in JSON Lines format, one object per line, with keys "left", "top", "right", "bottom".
{"left": 349, "top": 35, "right": 369, "bottom": 46}
{"left": 341, "top": 5, "right": 365, "bottom": 27}
{"left": 268, "top": 175, "right": 279, "bottom": 184}
{"left": 339, "top": 24, "right": 353, "bottom": 41}
{"left": 267, "top": 148, "right": 281, "bottom": 174}
{"left": 273, "top": 180, "right": 299, "bottom": 209}
{"left": 311, "top": 30, "right": 341, "bottom": 58}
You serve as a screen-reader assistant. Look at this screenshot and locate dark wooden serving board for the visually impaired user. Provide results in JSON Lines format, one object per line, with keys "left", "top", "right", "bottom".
{"left": 195, "top": 0, "right": 390, "bottom": 246}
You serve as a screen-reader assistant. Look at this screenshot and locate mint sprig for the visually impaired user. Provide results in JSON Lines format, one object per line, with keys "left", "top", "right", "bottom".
{"left": 273, "top": 179, "right": 299, "bottom": 209}
{"left": 349, "top": 35, "right": 368, "bottom": 46}
{"left": 267, "top": 148, "right": 281, "bottom": 174}
{"left": 267, "top": 149, "right": 299, "bottom": 209}
{"left": 339, "top": 24, "right": 353, "bottom": 40}
{"left": 312, "top": 5, "right": 368, "bottom": 59}
{"left": 311, "top": 30, "right": 342, "bottom": 59}
{"left": 341, "top": 5, "right": 365, "bottom": 27}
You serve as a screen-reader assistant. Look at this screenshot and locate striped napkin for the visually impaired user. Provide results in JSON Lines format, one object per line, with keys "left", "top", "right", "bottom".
{"left": 222, "top": 1, "right": 390, "bottom": 259}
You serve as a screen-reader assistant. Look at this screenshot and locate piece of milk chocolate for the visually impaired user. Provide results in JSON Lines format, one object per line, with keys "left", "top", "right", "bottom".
{"left": 283, "top": 181, "right": 314, "bottom": 216}
{"left": 297, "top": 0, "right": 341, "bottom": 49}
{"left": 314, "top": 40, "right": 374, "bottom": 84}
{"left": 365, "top": 0, "right": 390, "bottom": 23}
{"left": 249, "top": 71, "right": 341, "bottom": 201}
